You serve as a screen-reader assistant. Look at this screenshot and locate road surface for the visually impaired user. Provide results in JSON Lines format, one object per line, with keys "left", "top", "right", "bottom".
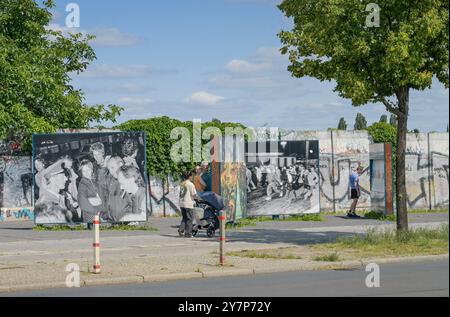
{"left": 3, "top": 259, "right": 448, "bottom": 297}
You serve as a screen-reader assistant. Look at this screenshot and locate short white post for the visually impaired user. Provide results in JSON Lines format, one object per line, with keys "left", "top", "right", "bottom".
{"left": 93, "top": 215, "right": 101, "bottom": 274}
{"left": 219, "top": 210, "right": 226, "bottom": 266}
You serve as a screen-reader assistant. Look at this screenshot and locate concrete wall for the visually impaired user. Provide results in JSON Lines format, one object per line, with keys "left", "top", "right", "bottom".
{"left": 279, "top": 130, "right": 371, "bottom": 212}
{"left": 0, "top": 156, "right": 33, "bottom": 222}
{"left": 406, "top": 133, "right": 449, "bottom": 211}
{"left": 148, "top": 175, "right": 181, "bottom": 217}
{"left": 370, "top": 144, "right": 387, "bottom": 213}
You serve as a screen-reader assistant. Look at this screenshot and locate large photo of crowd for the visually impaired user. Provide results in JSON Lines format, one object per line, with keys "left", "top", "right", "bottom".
{"left": 33, "top": 132, "right": 147, "bottom": 224}
{"left": 245, "top": 140, "right": 320, "bottom": 216}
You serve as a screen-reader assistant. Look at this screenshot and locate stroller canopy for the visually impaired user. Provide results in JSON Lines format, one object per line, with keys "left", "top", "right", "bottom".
{"left": 197, "top": 192, "right": 225, "bottom": 211}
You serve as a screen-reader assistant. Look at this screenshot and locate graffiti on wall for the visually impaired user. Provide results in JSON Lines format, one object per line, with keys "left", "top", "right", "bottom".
{"left": 220, "top": 162, "right": 247, "bottom": 221}
{"left": 370, "top": 144, "right": 387, "bottom": 214}
{"left": 0, "top": 208, "right": 34, "bottom": 222}
{"left": 318, "top": 156, "right": 371, "bottom": 211}
{"left": 405, "top": 134, "right": 431, "bottom": 210}
{"left": 431, "top": 152, "right": 449, "bottom": 209}
{"left": 148, "top": 175, "right": 181, "bottom": 216}
{"left": 405, "top": 133, "right": 449, "bottom": 210}
{"left": 0, "top": 156, "right": 33, "bottom": 209}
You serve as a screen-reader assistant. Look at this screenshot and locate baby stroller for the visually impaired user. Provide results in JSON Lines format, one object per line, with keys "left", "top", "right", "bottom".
{"left": 192, "top": 192, "right": 224, "bottom": 238}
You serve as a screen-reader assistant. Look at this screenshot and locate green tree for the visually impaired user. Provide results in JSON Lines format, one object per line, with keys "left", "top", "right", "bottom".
{"left": 337, "top": 117, "right": 348, "bottom": 130}
{"left": 279, "top": 0, "right": 449, "bottom": 231}
{"left": 379, "top": 115, "right": 388, "bottom": 123}
{"left": 0, "top": 0, "right": 122, "bottom": 150}
{"left": 354, "top": 113, "right": 368, "bottom": 130}
{"left": 389, "top": 114, "right": 398, "bottom": 127}
{"left": 367, "top": 122, "right": 397, "bottom": 146}
{"left": 117, "top": 117, "right": 247, "bottom": 180}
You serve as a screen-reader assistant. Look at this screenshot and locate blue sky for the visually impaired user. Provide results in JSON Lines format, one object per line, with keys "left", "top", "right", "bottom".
{"left": 52, "top": 0, "right": 449, "bottom": 131}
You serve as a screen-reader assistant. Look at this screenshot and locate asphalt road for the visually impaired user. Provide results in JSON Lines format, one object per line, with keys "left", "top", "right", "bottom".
{"left": 4, "top": 259, "right": 449, "bottom": 297}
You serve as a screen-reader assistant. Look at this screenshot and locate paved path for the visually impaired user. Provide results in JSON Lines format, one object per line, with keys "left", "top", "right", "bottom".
{"left": 0, "top": 213, "right": 448, "bottom": 292}
{"left": 3, "top": 259, "right": 448, "bottom": 297}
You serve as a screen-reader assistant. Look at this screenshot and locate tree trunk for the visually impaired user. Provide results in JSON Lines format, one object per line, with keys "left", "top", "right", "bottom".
{"left": 395, "top": 87, "right": 409, "bottom": 231}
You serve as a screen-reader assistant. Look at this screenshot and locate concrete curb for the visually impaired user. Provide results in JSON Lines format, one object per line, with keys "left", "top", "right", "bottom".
{"left": 143, "top": 272, "right": 203, "bottom": 283}
{"left": 202, "top": 269, "right": 254, "bottom": 278}
{"left": 0, "top": 254, "right": 448, "bottom": 294}
{"left": 82, "top": 275, "right": 144, "bottom": 287}
{"left": 0, "top": 282, "right": 67, "bottom": 293}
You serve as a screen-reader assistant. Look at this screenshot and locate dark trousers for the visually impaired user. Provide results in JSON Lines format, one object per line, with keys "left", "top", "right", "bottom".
{"left": 180, "top": 208, "right": 194, "bottom": 236}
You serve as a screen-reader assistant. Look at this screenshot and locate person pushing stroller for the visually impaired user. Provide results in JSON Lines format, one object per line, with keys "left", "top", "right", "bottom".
{"left": 178, "top": 171, "right": 200, "bottom": 238}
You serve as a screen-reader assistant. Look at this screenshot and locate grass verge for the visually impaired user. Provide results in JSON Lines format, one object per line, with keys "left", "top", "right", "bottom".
{"left": 314, "top": 224, "right": 449, "bottom": 257}
{"left": 226, "top": 214, "right": 325, "bottom": 229}
{"left": 227, "top": 249, "right": 302, "bottom": 260}
{"left": 364, "top": 211, "right": 396, "bottom": 221}
{"left": 313, "top": 252, "right": 340, "bottom": 262}
{"left": 34, "top": 224, "right": 159, "bottom": 232}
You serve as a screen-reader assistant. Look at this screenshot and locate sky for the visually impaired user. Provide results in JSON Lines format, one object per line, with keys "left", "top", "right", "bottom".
{"left": 51, "top": 0, "right": 449, "bottom": 132}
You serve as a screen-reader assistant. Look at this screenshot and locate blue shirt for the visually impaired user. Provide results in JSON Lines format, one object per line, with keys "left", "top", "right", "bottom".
{"left": 349, "top": 172, "right": 359, "bottom": 190}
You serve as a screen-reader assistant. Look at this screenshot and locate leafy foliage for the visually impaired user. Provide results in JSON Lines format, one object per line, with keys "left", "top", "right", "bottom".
{"left": 279, "top": 0, "right": 449, "bottom": 106}
{"left": 367, "top": 122, "right": 397, "bottom": 146}
{"left": 354, "top": 113, "right": 367, "bottom": 130}
{"left": 117, "top": 117, "right": 247, "bottom": 179}
{"left": 379, "top": 115, "right": 388, "bottom": 123}
{"left": 337, "top": 117, "right": 347, "bottom": 130}
{"left": 0, "top": 0, "right": 122, "bottom": 151}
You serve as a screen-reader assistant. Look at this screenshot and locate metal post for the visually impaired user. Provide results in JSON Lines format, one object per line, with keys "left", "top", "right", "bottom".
{"left": 93, "top": 215, "right": 101, "bottom": 274}
{"left": 219, "top": 210, "right": 226, "bottom": 266}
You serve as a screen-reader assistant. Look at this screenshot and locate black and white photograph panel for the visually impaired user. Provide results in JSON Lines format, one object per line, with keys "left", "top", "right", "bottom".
{"left": 245, "top": 140, "right": 320, "bottom": 216}
{"left": 33, "top": 132, "right": 147, "bottom": 225}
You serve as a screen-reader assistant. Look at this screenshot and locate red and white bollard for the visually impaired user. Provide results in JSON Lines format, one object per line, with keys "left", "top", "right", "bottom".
{"left": 93, "top": 215, "right": 101, "bottom": 274}
{"left": 219, "top": 210, "right": 226, "bottom": 266}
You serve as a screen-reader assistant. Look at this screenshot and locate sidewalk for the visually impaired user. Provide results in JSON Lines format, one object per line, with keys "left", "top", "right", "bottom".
{"left": 0, "top": 213, "right": 448, "bottom": 292}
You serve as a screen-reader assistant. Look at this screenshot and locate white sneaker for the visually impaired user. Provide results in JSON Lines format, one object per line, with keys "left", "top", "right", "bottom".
{"left": 265, "top": 197, "right": 272, "bottom": 201}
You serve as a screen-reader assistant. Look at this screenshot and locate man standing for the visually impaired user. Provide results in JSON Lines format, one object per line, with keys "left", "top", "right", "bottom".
{"left": 200, "top": 162, "right": 212, "bottom": 192}
{"left": 348, "top": 165, "right": 363, "bottom": 218}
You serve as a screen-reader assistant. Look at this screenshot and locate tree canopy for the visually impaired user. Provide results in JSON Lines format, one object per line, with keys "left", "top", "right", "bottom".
{"left": 0, "top": 0, "right": 122, "bottom": 150}
{"left": 279, "top": 0, "right": 448, "bottom": 109}
{"left": 354, "top": 113, "right": 368, "bottom": 130}
{"left": 337, "top": 117, "right": 347, "bottom": 130}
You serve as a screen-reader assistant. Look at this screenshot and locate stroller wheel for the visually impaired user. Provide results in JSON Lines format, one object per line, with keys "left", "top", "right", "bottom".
{"left": 192, "top": 229, "right": 199, "bottom": 237}
{"left": 206, "top": 227, "right": 215, "bottom": 238}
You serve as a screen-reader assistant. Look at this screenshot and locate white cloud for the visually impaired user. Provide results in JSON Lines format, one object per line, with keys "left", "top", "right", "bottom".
{"left": 90, "top": 27, "right": 139, "bottom": 47}
{"left": 184, "top": 91, "right": 225, "bottom": 106}
{"left": 47, "top": 24, "right": 139, "bottom": 47}
{"left": 117, "top": 97, "right": 155, "bottom": 106}
{"left": 79, "top": 64, "right": 153, "bottom": 78}
{"left": 225, "top": 59, "right": 271, "bottom": 73}
{"left": 209, "top": 74, "right": 277, "bottom": 89}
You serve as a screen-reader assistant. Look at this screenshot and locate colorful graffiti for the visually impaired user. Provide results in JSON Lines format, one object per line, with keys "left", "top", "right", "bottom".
{"left": 0, "top": 208, "right": 34, "bottom": 222}
{"left": 220, "top": 162, "right": 247, "bottom": 221}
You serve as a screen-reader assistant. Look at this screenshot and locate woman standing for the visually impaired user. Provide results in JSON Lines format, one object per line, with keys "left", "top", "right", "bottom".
{"left": 178, "top": 171, "right": 198, "bottom": 238}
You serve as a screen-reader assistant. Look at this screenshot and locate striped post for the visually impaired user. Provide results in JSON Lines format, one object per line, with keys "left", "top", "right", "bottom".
{"left": 93, "top": 215, "right": 101, "bottom": 274}
{"left": 219, "top": 209, "right": 226, "bottom": 266}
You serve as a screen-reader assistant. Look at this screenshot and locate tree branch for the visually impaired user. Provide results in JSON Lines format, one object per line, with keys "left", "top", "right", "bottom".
{"left": 380, "top": 97, "right": 402, "bottom": 117}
